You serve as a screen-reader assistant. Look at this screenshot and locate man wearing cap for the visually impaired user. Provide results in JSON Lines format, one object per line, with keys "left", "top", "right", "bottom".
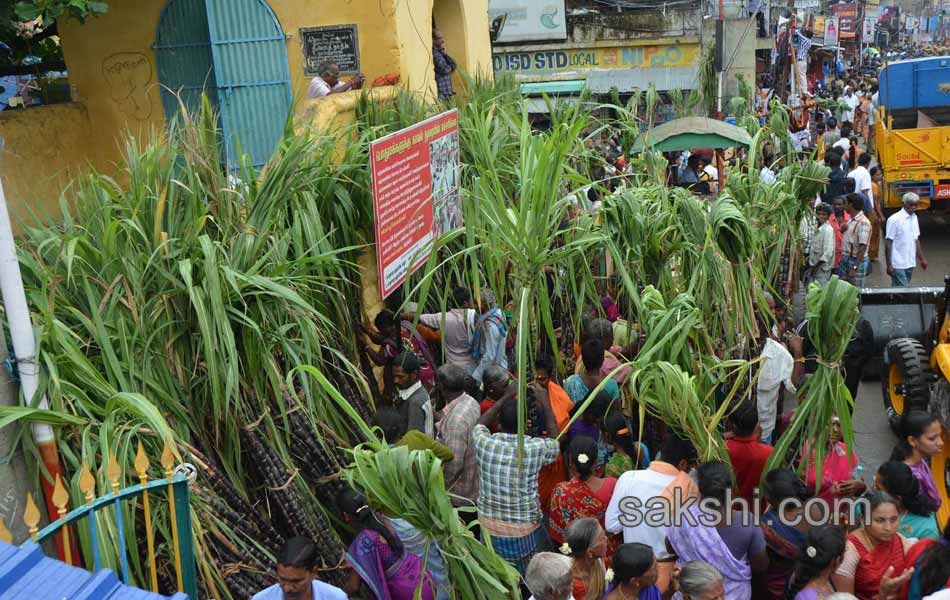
{"left": 885, "top": 192, "right": 928, "bottom": 287}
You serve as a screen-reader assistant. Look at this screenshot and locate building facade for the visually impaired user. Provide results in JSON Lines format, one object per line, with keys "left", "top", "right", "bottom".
{"left": 0, "top": 0, "right": 491, "bottom": 229}
{"left": 488, "top": 1, "right": 763, "bottom": 119}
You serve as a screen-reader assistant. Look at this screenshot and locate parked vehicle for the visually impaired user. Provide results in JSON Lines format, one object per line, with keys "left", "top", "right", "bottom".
{"left": 880, "top": 275, "right": 950, "bottom": 528}
{"left": 875, "top": 56, "right": 950, "bottom": 212}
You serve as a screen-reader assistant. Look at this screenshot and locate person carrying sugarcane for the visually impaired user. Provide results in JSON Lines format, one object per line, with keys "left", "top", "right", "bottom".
{"left": 470, "top": 288, "right": 508, "bottom": 385}
{"left": 605, "top": 433, "right": 700, "bottom": 594}
{"left": 402, "top": 286, "right": 476, "bottom": 375}
{"left": 473, "top": 382, "right": 560, "bottom": 576}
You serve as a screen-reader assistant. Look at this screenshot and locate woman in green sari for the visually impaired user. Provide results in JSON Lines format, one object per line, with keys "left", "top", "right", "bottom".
{"left": 875, "top": 461, "right": 941, "bottom": 540}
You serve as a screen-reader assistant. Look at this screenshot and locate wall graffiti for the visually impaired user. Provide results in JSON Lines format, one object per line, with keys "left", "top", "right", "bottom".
{"left": 102, "top": 52, "right": 153, "bottom": 121}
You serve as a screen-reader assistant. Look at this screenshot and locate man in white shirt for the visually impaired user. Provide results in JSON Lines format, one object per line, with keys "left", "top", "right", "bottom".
{"left": 253, "top": 537, "right": 347, "bottom": 600}
{"left": 848, "top": 152, "right": 874, "bottom": 209}
{"left": 605, "top": 434, "right": 698, "bottom": 593}
{"left": 885, "top": 192, "right": 928, "bottom": 286}
{"left": 403, "top": 286, "right": 476, "bottom": 373}
{"left": 841, "top": 86, "right": 859, "bottom": 123}
{"left": 307, "top": 61, "right": 364, "bottom": 99}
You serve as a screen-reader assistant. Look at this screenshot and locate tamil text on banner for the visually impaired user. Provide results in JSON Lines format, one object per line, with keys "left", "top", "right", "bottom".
{"left": 833, "top": 3, "right": 858, "bottom": 39}
{"left": 487, "top": 0, "right": 567, "bottom": 43}
{"left": 370, "top": 109, "right": 461, "bottom": 299}
{"left": 492, "top": 41, "right": 700, "bottom": 92}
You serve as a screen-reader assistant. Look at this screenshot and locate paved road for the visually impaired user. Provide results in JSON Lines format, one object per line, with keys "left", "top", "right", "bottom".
{"left": 853, "top": 211, "right": 949, "bottom": 481}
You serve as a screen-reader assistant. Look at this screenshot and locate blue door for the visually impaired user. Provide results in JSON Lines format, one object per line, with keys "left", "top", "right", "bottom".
{"left": 155, "top": 0, "right": 217, "bottom": 126}
{"left": 155, "top": 0, "right": 292, "bottom": 170}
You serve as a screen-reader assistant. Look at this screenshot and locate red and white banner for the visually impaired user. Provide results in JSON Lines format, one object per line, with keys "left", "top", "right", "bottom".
{"left": 370, "top": 109, "right": 462, "bottom": 299}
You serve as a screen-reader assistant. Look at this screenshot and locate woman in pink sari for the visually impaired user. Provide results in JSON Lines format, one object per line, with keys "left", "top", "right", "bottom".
{"left": 803, "top": 415, "right": 866, "bottom": 514}
{"left": 339, "top": 488, "right": 436, "bottom": 600}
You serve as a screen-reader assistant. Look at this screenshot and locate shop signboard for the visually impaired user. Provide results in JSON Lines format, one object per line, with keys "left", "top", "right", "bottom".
{"left": 825, "top": 17, "right": 840, "bottom": 46}
{"left": 488, "top": 0, "right": 567, "bottom": 43}
{"left": 493, "top": 42, "right": 701, "bottom": 91}
{"left": 370, "top": 110, "right": 461, "bottom": 299}
{"left": 493, "top": 42, "right": 702, "bottom": 91}
{"left": 833, "top": 3, "right": 858, "bottom": 39}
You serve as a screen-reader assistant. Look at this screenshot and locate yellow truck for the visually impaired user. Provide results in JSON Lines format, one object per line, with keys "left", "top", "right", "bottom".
{"left": 875, "top": 56, "right": 950, "bottom": 211}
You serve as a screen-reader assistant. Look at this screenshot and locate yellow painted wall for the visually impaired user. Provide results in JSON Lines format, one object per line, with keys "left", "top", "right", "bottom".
{"left": 5, "top": 0, "right": 492, "bottom": 230}
{"left": 0, "top": 103, "right": 96, "bottom": 231}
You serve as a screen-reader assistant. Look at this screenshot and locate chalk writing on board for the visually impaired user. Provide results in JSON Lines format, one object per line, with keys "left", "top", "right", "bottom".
{"left": 300, "top": 25, "right": 360, "bottom": 76}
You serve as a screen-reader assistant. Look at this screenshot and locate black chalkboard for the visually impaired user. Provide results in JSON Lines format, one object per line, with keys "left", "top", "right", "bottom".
{"left": 300, "top": 25, "right": 360, "bottom": 76}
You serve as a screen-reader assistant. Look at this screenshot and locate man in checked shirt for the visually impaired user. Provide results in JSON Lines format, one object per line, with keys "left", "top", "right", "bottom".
{"left": 433, "top": 29, "right": 457, "bottom": 100}
{"left": 473, "top": 382, "right": 560, "bottom": 576}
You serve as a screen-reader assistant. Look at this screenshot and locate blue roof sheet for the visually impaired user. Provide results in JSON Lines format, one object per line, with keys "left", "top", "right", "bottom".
{"left": 0, "top": 542, "right": 189, "bottom": 600}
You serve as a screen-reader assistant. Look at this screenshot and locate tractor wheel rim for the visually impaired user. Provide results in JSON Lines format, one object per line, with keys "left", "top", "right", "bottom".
{"left": 889, "top": 364, "right": 905, "bottom": 415}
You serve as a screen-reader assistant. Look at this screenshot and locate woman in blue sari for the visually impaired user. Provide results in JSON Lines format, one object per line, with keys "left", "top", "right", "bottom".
{"left": 338, "top": 488, "right": 435, "bottom": 600}
{"left": 761, "top": 469, "right": 814, "bottom": 599}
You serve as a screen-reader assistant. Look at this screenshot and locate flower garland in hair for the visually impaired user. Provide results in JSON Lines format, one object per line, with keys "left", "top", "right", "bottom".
{"left": 559, "top": 542, "right": 572, "bottom": 555}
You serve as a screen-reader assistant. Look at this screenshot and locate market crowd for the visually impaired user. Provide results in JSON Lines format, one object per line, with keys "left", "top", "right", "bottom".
{"left": 255, "top": 43, "right": 946, "bottom": 600}
{"left": 251, "top": 277, "right": 948, "bottom": 600}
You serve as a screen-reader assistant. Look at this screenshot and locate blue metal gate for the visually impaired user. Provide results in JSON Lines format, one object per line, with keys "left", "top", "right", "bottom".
{"left": 155, "top": 0, "right": 292, "bottom": 170}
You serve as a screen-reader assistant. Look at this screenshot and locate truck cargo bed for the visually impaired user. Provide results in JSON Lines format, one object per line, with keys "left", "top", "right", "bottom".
{"left": 888, "top": 106, "right": 950, "bottom": 130}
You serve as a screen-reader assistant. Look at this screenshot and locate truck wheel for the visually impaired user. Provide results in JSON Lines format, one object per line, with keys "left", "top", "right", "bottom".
{"left": 935, "top": 423, "right": 950, "bottom": 530}
{"left": 882, "top": 338, "right": 932, "bottom": 434}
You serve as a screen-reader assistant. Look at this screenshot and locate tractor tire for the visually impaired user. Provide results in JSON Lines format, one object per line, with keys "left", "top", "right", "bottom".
{"left": 882, "top": 338, "right": 933, "bottom": 434}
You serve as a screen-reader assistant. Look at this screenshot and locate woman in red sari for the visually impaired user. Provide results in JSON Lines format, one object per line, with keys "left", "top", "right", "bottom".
{"left": 832, "top": 492, "right": 916, "bottom": 600}
{"left": 547, "top": 435, "right": 619, "bottom": 562}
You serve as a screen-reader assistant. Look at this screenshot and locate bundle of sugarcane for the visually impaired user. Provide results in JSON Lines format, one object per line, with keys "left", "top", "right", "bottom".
{"left": 627, "top": 358, "right": 753, "bottom": 464}
{"left": 299, "top": 364, "right": 522, "bottom": 598}
{"left": 779, "top": 160, "right": 831, "bottom": 206}
{"left": 347, "top": 443, "right": 521, "bottom": 599}
{"left": 1, "top": 96, "right": 379, "bottom": 597}
{"left": 765, "top": 276, "right": 860, "bottom": 486}
{"left": 709, "top": 195, "right": 761, "bottom": 351}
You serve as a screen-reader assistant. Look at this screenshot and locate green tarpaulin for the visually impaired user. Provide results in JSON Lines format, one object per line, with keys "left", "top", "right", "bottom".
{"left": 631, "top": 117, "right": 753, "bottom": 153}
